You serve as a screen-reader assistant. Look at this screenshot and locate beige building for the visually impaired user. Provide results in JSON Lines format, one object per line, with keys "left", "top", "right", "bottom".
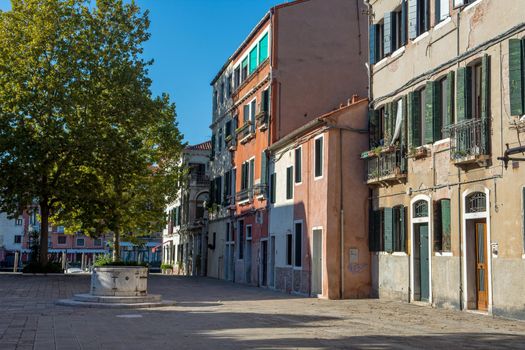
{"left": 365, "top": 0, "right": 525, "bottom": 319}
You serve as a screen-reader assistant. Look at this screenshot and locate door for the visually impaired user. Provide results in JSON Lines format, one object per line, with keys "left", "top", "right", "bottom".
{"left": 312, "top": 229, "right": 323, "bottom": 296}
{"left": 261, "top": 241, "right": 268, "bottom": 286}
{"left": 475, "top": 222, "right": 488, "bottom": 311}
{"left": 269, "top": 236, "right": 275, "bottom": 287}
{"left": 245, "top": 240, "right": 252, "bottom": 284}
{"left": 419, "top": 224, "right": 430, "bottom": 302}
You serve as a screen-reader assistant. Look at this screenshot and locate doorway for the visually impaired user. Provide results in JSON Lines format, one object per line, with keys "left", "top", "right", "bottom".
{"left": 261, "top": 240, "right": 268, "bottom": 287}
{"left": 269, "top": 236, "right": 275, "bottom": 288}
{"left": 311, "top": 228, "right": 323, "bottom": 296}
{"left": 413, "top": 223, "right": 430, "bottom": 302}
{"left": 475, "top": 222, "right": 488, "bottom": 310}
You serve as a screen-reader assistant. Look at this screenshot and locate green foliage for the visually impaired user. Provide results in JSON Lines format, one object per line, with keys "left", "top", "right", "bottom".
{"left": 160, "top": 263, "right": 173, "bottom": 270}
{"left": 22, "top": 262, "right": 63, "bottom": 274}
{"left": 0, "top": 0, "right": 184, "bottom": 264}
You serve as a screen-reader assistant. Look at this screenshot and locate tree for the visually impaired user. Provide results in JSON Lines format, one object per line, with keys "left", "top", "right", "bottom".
{"left": 0, "top": 0, "right": 184, "bottom": 265}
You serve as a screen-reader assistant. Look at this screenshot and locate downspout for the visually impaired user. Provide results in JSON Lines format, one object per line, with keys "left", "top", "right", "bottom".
{"left": 340, "top": 128, "right": 345, "bottom": 299}
{"left": 456, "top": 9, "right": 464, "bottom": 311}
{"left": 365, "top": 0, "right": 373, "bottom": 103}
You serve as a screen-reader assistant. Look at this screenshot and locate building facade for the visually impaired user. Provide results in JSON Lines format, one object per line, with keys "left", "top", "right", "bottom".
{"left": 366, "top": 0, "right": 525, "bottom": 319}
{"left": 269, "top": 97, "right": 371, "bottom": 299}
{"left": 163, "top": 141, "right": 211, "bottom": 276}
{"left": 207, "top": 61, "right": 235, "bottom": 280}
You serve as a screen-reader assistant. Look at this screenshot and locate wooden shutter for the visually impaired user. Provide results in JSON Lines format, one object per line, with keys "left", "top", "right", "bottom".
{"left": 409, "top": 91, "right": 421, "bottom": 147}
{"left": 383, "top": 208, "right": 393, "bottom": 253}
{"left": 408, "top": 0, "right": 418, "bottom": 40}
{"left": 433, "top": 200, "right": 442, "bottom": 252}
{"left": 481, "top": 54, "right": 490, "bottom": 153}
{"left": 249, "top": 47, "right": 258, "bottom": 73}
{"left": 509, "top": 39, "right": 524, "bottom": 116}
{"left": 369, "top": 109, "right": 380, "bottom": 147}
{"left": 441, "top": 199, "right": 451, "bottom": 251}
{"left": 270, "top": 173, "right": 276, "bottom": 203}
{"left": 384, "top": 103, "right": 391, "bottom": 145}
{"left": 295, "top": 148, "right": 302, "bottom": 183}
{"left": 401, "top": 96, "right": 408, "bottom": 172}
{"left": 249, "top": 159, "right": 255, "bottom": 189}
{"left": 446, "top": 71, "right": 455, "bottom": 127}
{"left": 456, "top": 67, "right": 471, "bottom": 121}
{"left": 425, "top": 81, "right": 435, "bottom": 144}
{"left": 261, "top": 151, "right": 267, "bottom": 185}
{"left": 400, "top": 206, "right": 406, "bottom": 252}
{"left": 369, "top": 24, "right": 376, "bottom": 65}
{"left": 401, "top": 0, "right": 408, "bottom": 46}
{"left": 384, "top": 12, "right": 393, "bottom": 56}
{"left": 259, "top": 33, "right": 269, "bottom": 62}
{"left": 286, "top": 166, "right": 293, "bottom": 199}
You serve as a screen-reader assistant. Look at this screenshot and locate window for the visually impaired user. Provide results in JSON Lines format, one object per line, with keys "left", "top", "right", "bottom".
{"left": 369, "top": 206, "right": 407, "bottom": 252}
{"left": 270, "top": 173, "right": 276, "bottom": 204}
{"left": 94, "top": 238, "right": 102, "bottom": 246}
{"left": 246, "top": 225, "right": 252, "bottom": 240}
{"left": 440, "top": 73, "right": 454, "bottom": 130}
{"left": 249, "top": 159, "right": 255, "bottom": 190}
{"left": 384, "top": 9, "right": 402, "bottom": 56}
{"left": 286, "top": 232, "right": 293, "bottom": 266}
{"left": 509, "top": 38, "right": 525, "bottom": 116}
{"left": 314, "top": 136, "right": 324, "bottom": 178}
{"left": 234, "top": 66, "right": 241, "bottom": 90}
{"left": 15, "top": 218, "right": 22, "bottom": 226}
{"left": 224, "top": 170, "right": 231, "bottom": 204}
{"left": 259, "top": 33, "right": 269, "bottom": 62}
{"left": 294, "top": 222, "right": 302, "bottom": 267}
{"left": 56, "top": 226, "right": 65, "bottom": 234}
{"left": 241, "top": 162, "right": 249, "bottom": 191}
{"left": 457, "top": 58, "right": 489, "bottom": 122}
{"left": 370, "top": 21, "right": 384, "bottom": 64}
{"left": 76, "top": 238, "right": 85, "bottom": 246}
{"left": 261, "top": 89, "right": 270, "bottom": 114}
{"left": 294, "top": 148, "right": 302, "bottom": 183}
{"left": 238, "top": 220, "right": 244, "bottom": 259}
{"left": 250, "top": 99, "right": 256, "bottom": 126}
{"left": 466, "top": 192, "right": 486, "bottom": 213}
{"left": 57, "top": 236, "right": 66, "bottom": 244}
{"left": 220, "top": 82, "right": 224, "bottom": 104}
{"left": 434, "top": 199, "right": 451, "bottom": 252}
{"left": 14, "top": 235, "right": 22, "bottom": 244}
{"left": 249, "top": 46, "right": 258, "bottom": 74}
{"left": 226, "top": 222, "right": 231, "bottom": 242}
{"left": 408, "top": 0, "right": 430, "bottom": 40}
{"left": 225, "top": 120, "right": 232, "bottom": 138}
{"left": 217, "top": 129, "right": 223, "bottom": 152}
{"left": 243, "top": 104, "right": 249, "bottom": 122}
{"left": 370, "top": 106, "right": 385, "bottom": 148}
{"left": 409, "top": 88, "right": 425, "bottom": 147}
{"left": 423, "top": 74, "right": 455, "bottom": 143}
{"left": 471, "top": 62, "right": 483, "bottom": 119}
{"left": 414, "top": 200, "right": 429, "bottom": 217}
{"left": 435, "top": 0, "right": 450, "bottom": 22}
{"left": 286, "top": 166, "right": 293, "bottom": 200}
{"left": 241, "top": 57, "right": 248, "bottom": 82}
{"left": 213, "top": 90, "right": 218, "bottom": 112}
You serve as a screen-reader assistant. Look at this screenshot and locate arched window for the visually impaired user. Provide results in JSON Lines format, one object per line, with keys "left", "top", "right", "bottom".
{"left": 195, "top": 192, "right": 209, "bottom": 220}
{"left": 413, "top": 200, "right": 429, "bottom": 218}
{"left": 466, "top": 192, "right": 486, "bottom": 213}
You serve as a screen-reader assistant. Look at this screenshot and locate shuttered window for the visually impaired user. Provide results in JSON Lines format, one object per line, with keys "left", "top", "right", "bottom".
{"left": 393, "top": 206, "right": 406, "bottom": 252}
{"left": 294, "top": 222, "right": 303, "bottom": 267}
{"left": 238, "top": 220, "right": 244, "bottom": 259}
{"left": 434, "top": 199, "right": 451, "bottom": 252}
{"left": 270, "top": 173, "right": 276, "bottom": 204}
{"left": 294, "top": 147, "right": 302, "bottom": 183}
{"left": 286, "top": 233, "right": 292, "bottom": 266}
{"left": 424, "top": 80, "right": 441, "bottom": 143}
{"left": 241, "top": 57, "right": 248, "bottom": 82}
{"left": 408, "top": 90, "right": 422, "bottom": 147}
{"left": 509, "top": 39, "right": 524, "bottom": 116}
{"left": 286, "top": 166, "right": 293, "bottom": 200}
{"left": 260, "top": 151, "right": 267, "bottom": 186}
{"left": 436, "top": 0, "right": 450, "bottom": 23}
{"left": 211, "top": 134, "right": 216, "bottom": 159}
{"left": 249, "top": 46, "right": 258, "bottom": 74}
{"left": 370, "top": 207, "right": 406, "bottom": 252}
{"left": 383, "top": 208, "right": 394, "bottom": 253}
{"left": 249, "top": 159, "right": 255, "bottom": 189}
{"left": 384, "top": 12, "right": 394, "bottom": 56}
{"left": 369, "top": 24, "right": 376, "bottom": 65}
{"left": 259, "top": 33, "right": 269, "bottom": 62}
{"left": 314, "top": 137, "right": 324, "bottom": 178}
{"left": 408, "top": 0, "right": 429, "bottom": 39}
{"left": 243, "top": 104, "right": 250, "bottom": 122}
{"left": 370, "top": 22, "right": 384, "bottom": 64}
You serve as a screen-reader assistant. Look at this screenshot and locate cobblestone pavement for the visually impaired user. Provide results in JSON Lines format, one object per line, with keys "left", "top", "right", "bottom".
{"left": 0, "top": 273, "right": 524, "bottom": 349}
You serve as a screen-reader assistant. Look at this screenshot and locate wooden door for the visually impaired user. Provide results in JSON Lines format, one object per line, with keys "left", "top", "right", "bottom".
{"left": 269, "top": 237, "right": 275, "bottom": 287}
{"left": 419, "top": 224, "right": 430, "bottom": 302}
{"left": 475, "top": 222, "right": 488, "bottom": 311}
{"left": 261, "top": 241, "right": 268, "bottom": 286}
{"left": 312, "top": 229, "right": 323, "bottom": 296}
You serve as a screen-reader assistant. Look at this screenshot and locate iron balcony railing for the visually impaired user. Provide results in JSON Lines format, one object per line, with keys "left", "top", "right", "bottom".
{"left": 444, "top": 118, "right": 489, "bottom": 161}
{"left": 235, "top": 188, "right": 253, "bottom": 203}
{"left": 190, "top": 173, "right": 209, "bottom": 186}
{"left": 366, "top": 148, "right": 406, "bottom": 183}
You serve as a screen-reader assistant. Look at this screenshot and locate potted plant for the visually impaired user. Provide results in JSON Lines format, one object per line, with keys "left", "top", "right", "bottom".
{"left": 161, "top": 263, "right": 173, "bottom": 275}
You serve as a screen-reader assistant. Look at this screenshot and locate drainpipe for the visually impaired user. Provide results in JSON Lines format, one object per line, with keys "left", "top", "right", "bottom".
{"left": 365, "top": 0, "right": 373, "bottom": 104}
{"left": 456, "top": 9, "right": 464, "bottom": 312}
{"left": 340, "top": 128, "right": 345, "bottom": 299}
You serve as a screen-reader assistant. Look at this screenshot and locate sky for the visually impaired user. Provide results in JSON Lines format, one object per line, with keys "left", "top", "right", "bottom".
{"left": 0, "top": 0, "right": 286, "bottom": 145}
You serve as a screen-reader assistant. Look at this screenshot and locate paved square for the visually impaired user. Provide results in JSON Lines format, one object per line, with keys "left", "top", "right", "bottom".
{"left": 0, "top": 274, "right": 524, "bottom": 349}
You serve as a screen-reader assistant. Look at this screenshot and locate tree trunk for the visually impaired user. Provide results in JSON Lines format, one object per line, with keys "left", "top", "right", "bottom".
{"left": 39, "top": 201, "right": 50, "bottom": 265}
{"left": 112, "top": 225, "right": 120, "bottom": 262}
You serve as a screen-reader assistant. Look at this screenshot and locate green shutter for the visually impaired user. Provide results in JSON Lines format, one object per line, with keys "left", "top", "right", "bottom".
{"left": 384, "top": 103, "right": 392, "bottom": 145}
{"left": 270, "top": 173, "right": 276, "bottom": 204}
{"left": 384, "top": 208, "right": 393, "bottom": 253}
{"left": 401, "top": 96, "right": 408, "bottom": 171}
{"left": 259, "top": 33, "right": 269, "bottom": 62}
{"left": 295, "top": 148, "right": 302, "bottom": 183}
{"left": 446, "top": 71, "right": 455, "bottom": 127}
{"left": 261, "top": 151, "right": 267, "bottom": 185}
{"left": 425, "top": 81, "right": 435, "bottom": 144}
{"left": 456, "top": 66, "right": 472, "bottom": 121}
{"left": 249, "top": 159, "right": 255, "bottom": 189}
{"left": 441, "top": 199, "right": 451, "bottom": 251}
{"left": 409, "top": 91, "right": 421, "bottom": 147}
{"left": 369, "top": 24, "right": 376, "bottom": 65}
{"left": 384, "top": 12, "right": 393, "bottom": 55}
{"left": 369, "top": 109, "right": 380, "bottom": 147}
{"left": 509, "top": 39, "right": 524, "bottom": 116}
{"left": 481, "top": 54, "right": 490, "bottom": 153}
{"left": 249, "top": 47, "right": 258, "bottom": 74}
{"left": 286, "top": 167, "right": 293, "bottom": 199}
{"left": 400, "top": 206, "right": 406, "bottom": 252}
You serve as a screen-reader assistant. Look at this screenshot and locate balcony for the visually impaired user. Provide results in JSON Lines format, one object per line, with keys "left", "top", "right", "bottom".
{"left": 444, "top": 118, "right": 490, "bottom": 166}
{"left": 226, "top": 134, "right": 237, "bottom": 151}
{"left": 236, "top": 121, "right": 255, "bottom": 144}
{"left": 190, "top": 173, "right": 209, "bottom": 187}
{"left": 363, "top": 147, "right": 406, "bottom": 185}
{"left": 256, "top": 109, "right": 268, "bottom": 131}
{"left": 235, "top": 188, "right": 253, "bottom": 204}
{"left": 253, "top": 183, "right": 268, "bottom": 199}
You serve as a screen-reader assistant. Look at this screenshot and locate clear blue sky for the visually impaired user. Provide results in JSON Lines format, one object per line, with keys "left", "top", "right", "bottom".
{"left": 0, "top": 0, "right": 285, "bottom": 145}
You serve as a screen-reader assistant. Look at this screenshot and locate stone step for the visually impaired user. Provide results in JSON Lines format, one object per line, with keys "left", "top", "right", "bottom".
{"left": 72, "top": 293, "right": 162, "bottom": 304}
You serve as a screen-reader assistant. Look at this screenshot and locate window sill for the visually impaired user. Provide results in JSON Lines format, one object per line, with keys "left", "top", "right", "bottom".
{"left": 391, "top": 252, "right": 408, "bottom": 256}
{"left": 434, "top": 16, "right": 451, "bottom": 31}
{"left": 293, "top": 266, "right": 303, "bottom": 271}
{"left": 391, "top": 46, "right": 405, "bottom": 59}
{"left": 412, "top": 31, "right": 429, "bottom": 44}
{"left": 374, "top": 56, "right": 388, "bottom": 68}
{"left": 435, "top": 252, "right": 453, "bottom": 257}
{"left": 433, "top": 137, "right": 451, "bottom": 146}
{"left": 464, "top": 0, "right": 483, "bottom": 12}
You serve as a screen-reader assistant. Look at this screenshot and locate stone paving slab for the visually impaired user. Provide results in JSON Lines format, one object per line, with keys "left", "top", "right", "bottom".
{"left": 0, "top": 273, "right": 524, "bottom": 349}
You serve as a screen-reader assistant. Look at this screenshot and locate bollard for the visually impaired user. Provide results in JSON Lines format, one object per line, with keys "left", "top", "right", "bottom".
{"left": 13, "top": 251, "right": 19, "bottom": 272}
